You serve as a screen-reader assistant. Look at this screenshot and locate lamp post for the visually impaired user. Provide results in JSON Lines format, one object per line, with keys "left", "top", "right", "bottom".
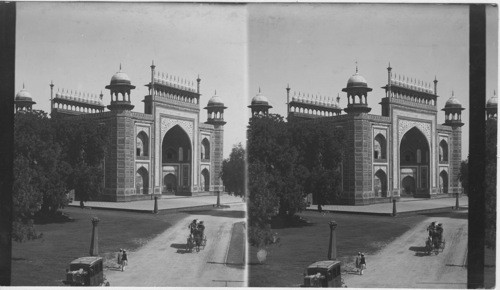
{"left": 328, "top": 221, "right": 338, "bottom": 260}
{"left": 392, "top": 198, "right": 397, "bottom": 217}
{"left": 89, "top": 217, "right": 100, "bottom": 256}
{"left": 153, "top": 196, "right": 158, "bottom": 214}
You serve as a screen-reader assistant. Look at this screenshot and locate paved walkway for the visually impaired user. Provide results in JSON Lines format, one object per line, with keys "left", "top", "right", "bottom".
{"left": 306, "top": 196, "right": 468, "bottom": 216}
{"left": 68, "top": 194, "right": 245, "bottom": 213}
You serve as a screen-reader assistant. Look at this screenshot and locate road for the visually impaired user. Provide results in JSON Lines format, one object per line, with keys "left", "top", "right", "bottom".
{"left": 343, "top": 210, "right": 468, "bottom": 288}
{"left": 104, "top": 203, "right": 246, "bottom": 287}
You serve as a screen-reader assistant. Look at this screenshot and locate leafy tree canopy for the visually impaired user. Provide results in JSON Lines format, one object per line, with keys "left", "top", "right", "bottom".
{"left": 247, "top": 114, "right": 345, "bottom": 247}
{"left": 221, "top": 143, "right": 246, "bottom": 197}
{"left": 13, "top": 111, "right": 109, "bottom": 242}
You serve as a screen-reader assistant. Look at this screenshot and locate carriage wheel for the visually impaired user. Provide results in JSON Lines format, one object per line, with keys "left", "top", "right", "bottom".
{"left": 202, "top": 235, "right": 207, "bottom": 249}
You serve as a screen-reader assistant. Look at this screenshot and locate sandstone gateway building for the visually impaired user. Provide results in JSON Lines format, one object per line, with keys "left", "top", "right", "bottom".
{"left": 249, "top": 65, "right": 477, "bottom": 205}
{"left": 15, "top": 63, "right": 227, "bottom": 201}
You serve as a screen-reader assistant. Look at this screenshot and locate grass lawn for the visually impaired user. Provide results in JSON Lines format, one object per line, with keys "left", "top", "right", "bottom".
{"left": 249, "top": 211, "right": 428, "bottom": 287}
{"left": 226, "top": 221, "right": 246, "bottom": 268}
{"left": 11, "top": 207, "right": 187, "bottom": 286}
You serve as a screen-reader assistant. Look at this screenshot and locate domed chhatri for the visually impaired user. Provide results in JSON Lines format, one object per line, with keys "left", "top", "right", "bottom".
{"left": 342, "top": 65, "right": 373, "bottom": 114}
{"left": 486, "top": 90, "right": 498, "bottom": 108}
{"left": 248, "top": 88, "right": 272, "bottom": 116}
{"left": 207, "top": 93, "right": 225, "bottom": 107}
{"left": 204, "top": 91, "right": 227, "bottom": 125}
{"left": 110, "top": 71, "right": 132, "bottom": 86}
{"left": 444, "top": 92, "right": 463, "bottom": 109}
{"left": 15, "top": 86, "right": 34, "bottom": 101}
{"left": 105, "top": 64, "right": 136, "bottom": 111}
{"left": 251, "top": 89, "right": 270, "bottom": 106}
{"left": 346, "top": 72, "right": 368, "bottom": 88}
{"left": 15, "top": 84, "right": 36, "bottom": 112}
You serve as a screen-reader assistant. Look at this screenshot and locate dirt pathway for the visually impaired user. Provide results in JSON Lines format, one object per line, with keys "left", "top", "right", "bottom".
{"left": 104, "top": 203, "right": 246, "bottom": 287}
{"left": 343, "top": 211, "right": 468, "bottom": 288}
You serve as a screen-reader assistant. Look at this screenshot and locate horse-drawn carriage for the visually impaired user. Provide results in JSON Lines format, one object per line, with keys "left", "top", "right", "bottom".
{"left": 425, "top": 222, "right": 445, "bottom": 255}
{"left": 186, "top": 233, "right": 207, "bottom": 252}
{"left": 186, "top": 220, "right": 207, "bottom": 253}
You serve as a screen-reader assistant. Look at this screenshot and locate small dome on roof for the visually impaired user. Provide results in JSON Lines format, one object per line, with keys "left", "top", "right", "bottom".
{"left": 15, "top": 87, "right": 33, "bottom": 101}
{"left": 486, "top": 91, "right": 498, "bottom": 108}
{"left": 251, "top": 90, "right": 270, "bottom": 105}
{"left": 207, "top": 92, "right": 224, "bottom": 107}
{"left": 346, "top": 72, "right": 368, "bottom": 88}
{"left": 444, "top": 92, "right": 463, "bottom": 109}
{"left": 110, "top": 71, "right": 131, "bottom": 85}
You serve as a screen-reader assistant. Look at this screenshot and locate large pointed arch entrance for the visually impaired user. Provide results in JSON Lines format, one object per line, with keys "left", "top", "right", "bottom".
{"left": 162, "top": 125, "right": 192, "bottom": 194}
{"left": 400, "top": 127, "right": 430, "bottom": 197}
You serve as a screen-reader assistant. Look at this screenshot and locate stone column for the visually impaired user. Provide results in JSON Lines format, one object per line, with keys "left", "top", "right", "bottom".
{"left": 89, "top": 217, "right": 100, "bottom": 256}
{"left": 216, "top": 191, "right": 221, "bottom": 207}
{"left": 328, "top": 221, "right": 338, "bottom": 260}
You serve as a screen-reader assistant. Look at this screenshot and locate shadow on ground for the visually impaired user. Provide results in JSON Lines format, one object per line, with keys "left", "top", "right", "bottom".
{"left": 409, "top": 246, "right": 432, "bottom": 256}
{"left": 181, "top": 209, "right": 245, "bottom": 219}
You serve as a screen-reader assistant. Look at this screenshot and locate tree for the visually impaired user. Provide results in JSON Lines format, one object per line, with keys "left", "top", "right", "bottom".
{"left": 247, "top": 160, "right": 279, "bottom": 247}
{"left": 221, "top": 143, "right": 246, "bottom": 197}
{"left": 247, "top": 114, "right": 307, "bottom": 218}
{"left": 13, "top": 110, "right": 70, "bottom": 241}
{"left": 13, "top": 111, "right": 110, "bottom": 242}
{"left": 290, "top": 120, "right": 345, "bottom": 206}
{"left": 52, "top": 116, "right": 109, "bottom": 202}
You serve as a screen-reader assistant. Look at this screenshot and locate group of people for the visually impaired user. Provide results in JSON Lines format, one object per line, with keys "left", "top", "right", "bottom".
{"left": 189, "top": 219, "right": 205, "bottom": 239}
{"left": 427, "top": 221, "right": 444, "bottom": 247}
{"left": 116, "top": 249, "right": 128, "bottom": 271}
{"left": 355, "top": 252, "right": 366, "bottom": 275}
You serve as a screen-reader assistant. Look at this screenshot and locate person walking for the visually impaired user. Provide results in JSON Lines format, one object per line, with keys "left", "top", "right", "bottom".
{"left": 359, "top": 253, "right": 367, "bottom": 275}
{"left": 121, "top": 250, "right": 128, "bottom": 272}
{"left": 116, "top": 249, "right": 123, "bottom": 269}
{"left": 355, "top": 252, "right": 361, "bottom": 274}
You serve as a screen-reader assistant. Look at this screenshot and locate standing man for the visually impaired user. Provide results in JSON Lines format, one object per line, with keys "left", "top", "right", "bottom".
{"left": 359, "top": 253, "right": 367, "bottom": 275}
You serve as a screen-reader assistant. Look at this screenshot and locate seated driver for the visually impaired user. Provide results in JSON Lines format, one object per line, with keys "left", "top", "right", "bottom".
{"left": 427, "top": 221, "right": 436, "bottom": 237}
{"left": 189, "top": 219, "right": 198, "bottom": 235}
{"left": 435, "top": 223, "right": 444, "bottom": 243}
{"left": 198, "top": 221, "right": 205, "bottom": 236}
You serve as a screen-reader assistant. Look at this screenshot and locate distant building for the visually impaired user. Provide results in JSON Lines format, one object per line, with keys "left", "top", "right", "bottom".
{"left": 250, "top": 64, "right": 466, "bottom": 205}
{"left": 17, "top": 62, "right": 226, "bottom": 202}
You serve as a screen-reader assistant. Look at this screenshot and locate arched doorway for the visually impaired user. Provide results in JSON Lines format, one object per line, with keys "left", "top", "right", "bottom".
{"left": 374, "top": 169, "right": 388, "bottom": 197}
{"left": 162, "top": 125, "right": 192, "bottom": 194}
{"left": 164, "top": 174, "right": 177, "bottom": 193}
{"left": 135, "top": 167, "right": 149, "bottom": 195}
{"left": 400, "top": 127, "right": 430, "bottom": 197}
{"left": 439, "top": 170, "right": 449, "bottom": 194}
{"left": 401, "top": 176, "right": 416, "bottom": 196}
{"left": 201, "top": 168, "right": 210, "bottom": 191}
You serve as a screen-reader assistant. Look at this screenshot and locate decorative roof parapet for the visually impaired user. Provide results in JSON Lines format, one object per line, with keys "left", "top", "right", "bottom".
{"left": 55, "top": 88, "right": 105, "bottom": 106}
{"left": 290, "top": 90, "right": 341, "bottom": 109}
{"left": 390, "top": 73, "right": 434, "bottom": 94}
{"left": 153, "top": 70, "right": 197, "bottom": 92}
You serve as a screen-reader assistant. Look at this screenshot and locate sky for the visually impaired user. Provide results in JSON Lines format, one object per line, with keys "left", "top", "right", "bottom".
{"left": 248, "top": 3, "right": 498, "bottom": 160}
{"left": 16, "top": 2, "right": 248, "bottom": 159}
{"left": 16, "top": 3, "right": 499, "bottom": 160}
